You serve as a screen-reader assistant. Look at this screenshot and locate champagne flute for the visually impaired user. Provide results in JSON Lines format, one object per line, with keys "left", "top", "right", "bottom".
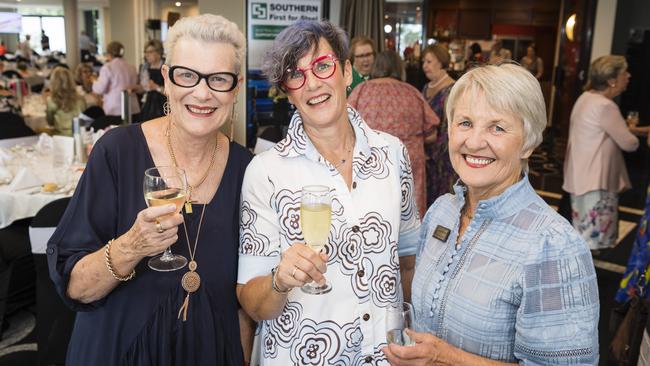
{"left": 386, "top": 302, "right": 416, "bottom": 346}
{"left": 143, "top": 166, "right": 188, "bottom": 271}
{"left": 300, "top": 185, "right": 332, "bottom": 294}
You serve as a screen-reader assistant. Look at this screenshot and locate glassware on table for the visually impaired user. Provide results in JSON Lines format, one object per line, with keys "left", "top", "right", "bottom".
{"left": 386, "top": 302, "right": 416, "bottom": 346}
{"left": 300, "top": 185, "right": 332, "bottom": 294}
{"left": 627, "top": 111, "right": 640, "bottom": 127}
{"left": 143, "top": 166, "right": 188, "bottom": 272}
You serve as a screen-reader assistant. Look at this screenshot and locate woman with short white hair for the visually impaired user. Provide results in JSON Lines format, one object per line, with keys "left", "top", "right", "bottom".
{"left": 383, "top": 63, "right": 599, "bottom": 365}
{"left": 49, "top": 14, "right": 253, "bottom": 365}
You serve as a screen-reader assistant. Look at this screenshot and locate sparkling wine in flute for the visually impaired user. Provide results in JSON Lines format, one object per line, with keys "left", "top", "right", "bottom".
{"left": 300, "top": 185, "right": 332, "bottom": 295}
{"left": 300, "top": 203, "right": 331, "bottom": 253}
{"left": 145, "top": 188, "right": 186, "bottom": 217}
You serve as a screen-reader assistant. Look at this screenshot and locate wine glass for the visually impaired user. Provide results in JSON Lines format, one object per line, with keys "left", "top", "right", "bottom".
{"left": 627, "top": 111, "right": 640, "bottom": 127}
{"left": 386, "top": 302, "right": 416, "bottom": 346}
{"left": 143, "top": 166, "right": 188, "bottom": 271}
{"left": 300, "top": 185, "right": 332, "bottom": 294}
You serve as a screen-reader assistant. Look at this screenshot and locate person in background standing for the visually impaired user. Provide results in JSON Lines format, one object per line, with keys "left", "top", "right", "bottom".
{"left": 17, "top": 35, "right": 32, "bottom": 62}
{"left": 563, "top": 55, "right": 639, "bottom": 252}
{"left": 79, "top": 31, "right": 96, "bottom": 62}
{"left": 421, "top": 45, "right": 457, "bottom": 205}
{"left": 349, "top": 50, "right": 439, "bottom": 217}
{"left": 520, "top": 44, "right": 543, "bottom": 80}
{"left": 92, "top": 41, "right": 140, "bottom": 119}
{"left": 348, "top": 36, "right": 376, "bottom": 93}
{"left": 41, "top": 30, "right": 50, "bottom": 52}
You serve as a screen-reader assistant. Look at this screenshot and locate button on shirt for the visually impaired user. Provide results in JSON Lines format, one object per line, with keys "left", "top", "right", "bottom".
{"left": 238, "top": 106, "right": 421, "bottom": 365}
{"left": 412, "top": 177, "right": 600, "bottom": 364}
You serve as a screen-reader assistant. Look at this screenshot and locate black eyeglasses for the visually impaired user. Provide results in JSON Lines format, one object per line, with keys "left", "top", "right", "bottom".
{"left": 168, "top": 65, "right": 238, "bottom": 92}
{"left": 282, "top": 54, "right": 339, "bottom": 91}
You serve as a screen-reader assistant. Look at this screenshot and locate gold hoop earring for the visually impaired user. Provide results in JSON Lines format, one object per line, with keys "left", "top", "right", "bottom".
{"left": 163, "top": 101, "right": 170, "bottom": 116}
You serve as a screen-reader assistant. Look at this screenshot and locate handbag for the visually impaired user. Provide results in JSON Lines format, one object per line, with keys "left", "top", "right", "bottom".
{"left": 610, "top": 275, "right": 650, "bottom": 366}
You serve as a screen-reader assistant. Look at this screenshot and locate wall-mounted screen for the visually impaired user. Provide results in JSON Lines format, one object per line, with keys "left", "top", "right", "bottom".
{"left": 0, "top": 13, "right": 22, "bottom": 34}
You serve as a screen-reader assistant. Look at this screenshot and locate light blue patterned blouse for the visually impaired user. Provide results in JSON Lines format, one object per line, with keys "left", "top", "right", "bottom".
{"left": 412, "top": 176, "right": 599, "bottom": 365}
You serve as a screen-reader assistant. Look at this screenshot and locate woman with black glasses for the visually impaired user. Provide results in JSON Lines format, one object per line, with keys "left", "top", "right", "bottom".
{"left": 237, "top": 20, "right": 420, "bottom": 365}
{"left": 48, "top": 14, "right": 254, "bottom": 365}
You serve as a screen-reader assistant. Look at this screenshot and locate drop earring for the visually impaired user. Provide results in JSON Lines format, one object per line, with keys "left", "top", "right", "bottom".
{"left": 163, "top": 101, "right": 171, "bottom": 116}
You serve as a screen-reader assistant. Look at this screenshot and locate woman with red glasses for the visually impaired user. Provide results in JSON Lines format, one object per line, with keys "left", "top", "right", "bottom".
{"left": 237, "top": 20, "right": 421, "bottom": 365}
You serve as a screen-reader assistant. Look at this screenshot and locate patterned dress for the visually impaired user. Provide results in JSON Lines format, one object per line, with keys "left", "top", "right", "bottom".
{"left": 423, "top": 83, "right": 457, "bottom": 206}
{"left": 238, "top": 106, "right": 421, "bottom": 365}
{"left": 348, "top": 78, "right": 438, "bottom": 217}
{"left": 617, "top": 185, "right": 650, "bottom": 303}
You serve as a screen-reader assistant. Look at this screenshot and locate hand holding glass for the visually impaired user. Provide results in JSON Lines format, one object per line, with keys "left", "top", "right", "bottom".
{"left": 300, "top": 185, "right": 332, "bottom": 294}
{"left": 386, "top": 302, "right": 416, "bottom": 346}
{"left": 143, "top": 166, "right": 188, "bottom": 272}
{"left": 627, "top": 111, "right": 640, "bottom": 127}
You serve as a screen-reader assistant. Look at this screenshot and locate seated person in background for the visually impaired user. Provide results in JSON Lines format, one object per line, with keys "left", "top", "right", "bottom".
{"left": 348, "top": 36, "right": 376, "bottom": 93}
{"left": 520, "top": 44, "right": 544, "bottom": 80}
{"left": 75, "top": 63, "right": 101, "bottom": 108}
{"left": 383, "top": 63, "right": 599, "bottom": 365}
{"left": 46, "top": 67, "right": 86, "bottom": 136}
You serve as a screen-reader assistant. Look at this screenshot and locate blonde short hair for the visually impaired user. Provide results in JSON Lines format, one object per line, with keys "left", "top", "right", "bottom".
{"left": 164, "top": 14, "right": 245, "bottom": 73}
{"left": 446, "top": 63, "right": 546, "bottom": 163}
{"left": 585, "top": 55, "right": 627, "bottom": 91}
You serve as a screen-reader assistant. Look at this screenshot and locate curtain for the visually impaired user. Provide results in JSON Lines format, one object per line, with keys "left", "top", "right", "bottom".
{"left": 341, "top": 0, "right": 385, "bottom": 52}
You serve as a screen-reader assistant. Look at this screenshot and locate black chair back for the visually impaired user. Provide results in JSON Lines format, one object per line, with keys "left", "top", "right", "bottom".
{"left": 0, "top": 112, "right": 35, "bottom": 139}
{"left": 1, "top": 70, "right": 22, "bottom": 79}
{"left": 89, "top": 115, "right": 122, "bottom": 131}
{"left": 29, "top": 197, "right": 75, "bottom": 366}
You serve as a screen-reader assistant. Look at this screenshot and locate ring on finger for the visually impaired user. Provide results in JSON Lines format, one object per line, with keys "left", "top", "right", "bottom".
{"left": 291, "top": 266, "right": 298, "bottom": 278}
{"left": 156, "top": 221, "right": 164, "bottom": 233}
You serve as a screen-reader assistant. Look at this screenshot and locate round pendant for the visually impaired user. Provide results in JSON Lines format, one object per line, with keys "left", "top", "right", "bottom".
{"left": 182, "top": 271, "right": 200, "bottom": 293}
{"left": 188, "top": 260, "right": 197, "bottom": 271}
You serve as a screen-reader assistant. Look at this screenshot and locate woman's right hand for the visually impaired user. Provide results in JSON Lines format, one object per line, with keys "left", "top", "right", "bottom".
{"left": 274, "top": 243, "right": 328, "bottom": 292}
{"left": 118, "top": 204, "right": 184, "bottom": 260}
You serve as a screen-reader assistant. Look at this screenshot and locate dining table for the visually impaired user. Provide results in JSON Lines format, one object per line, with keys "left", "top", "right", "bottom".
{"left": 0, "top": 136, "right": 80, "bottom": 229}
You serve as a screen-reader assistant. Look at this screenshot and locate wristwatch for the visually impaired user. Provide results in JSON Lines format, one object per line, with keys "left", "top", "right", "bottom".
{"left": 271, "top": 266, "right": 289, "bottom": 294}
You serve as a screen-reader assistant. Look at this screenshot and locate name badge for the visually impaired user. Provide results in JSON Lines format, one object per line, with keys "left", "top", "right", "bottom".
{"left": 432, "top": 225, "right": 451, "bottom": 242}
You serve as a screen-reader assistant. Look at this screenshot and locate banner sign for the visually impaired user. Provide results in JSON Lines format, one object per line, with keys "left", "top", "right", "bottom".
{"left": 247, "top": 0, "right": 322, "bottom": 69}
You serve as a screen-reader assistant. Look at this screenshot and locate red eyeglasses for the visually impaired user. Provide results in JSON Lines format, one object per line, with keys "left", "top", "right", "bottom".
{"left": 282, "top": 54, "right": 339, "bottom": 91}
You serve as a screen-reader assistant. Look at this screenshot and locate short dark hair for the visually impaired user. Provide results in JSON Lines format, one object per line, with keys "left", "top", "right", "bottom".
{"left": 261, "top": 19, "right": 349, "bottom": 87}
{"left": 370, "top": 50, "right": 404, "bottom": 80}
{"left": 422, "top": 45, "right": 451, "bottom": 69}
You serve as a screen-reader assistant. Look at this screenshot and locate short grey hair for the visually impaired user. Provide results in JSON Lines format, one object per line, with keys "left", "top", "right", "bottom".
{"left": 370, "top": 50, "right": 404, "bottom": 80}
{"left": 446, "top": 63, "right": 546, "bottom": 165}
{"left": 261, "top": 19, "right": 349, "bottom": 88}
{"left": 585, "top": 55, "right": 627, "bottom": 91}
{"left": 164, "top": 14, "right": 246, "bottom": 73}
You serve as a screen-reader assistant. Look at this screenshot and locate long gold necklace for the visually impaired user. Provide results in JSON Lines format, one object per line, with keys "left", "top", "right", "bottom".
{"left": 177, "top": 202, "right": 207, "bottom": 321}
{"left": 165, "top": 121, "right": 218, "bottom": 213}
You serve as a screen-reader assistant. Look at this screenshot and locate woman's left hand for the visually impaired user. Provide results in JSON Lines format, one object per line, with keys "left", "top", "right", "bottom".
{"left": 382, "top": 329, "right": 448, "bottom": 366}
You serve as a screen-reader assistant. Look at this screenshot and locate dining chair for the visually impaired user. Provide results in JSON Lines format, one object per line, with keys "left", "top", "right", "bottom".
{"left": 29, "top": 197, "right": 74, "bottom": 366}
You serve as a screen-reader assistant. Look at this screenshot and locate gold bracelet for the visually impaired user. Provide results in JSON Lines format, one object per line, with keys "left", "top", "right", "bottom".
{"left": 104, "top": 239, "right": 135, "bottom": 282}
{"left": 271, "top": 266, "right": 289, "bottom": 294}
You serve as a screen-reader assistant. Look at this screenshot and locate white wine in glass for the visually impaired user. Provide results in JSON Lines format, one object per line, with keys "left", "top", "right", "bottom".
{"left": 300, "top": 185, "right": 332, "bottom": 294}
{"left": 143, "top": 166, "right": 188, "bottom": 272}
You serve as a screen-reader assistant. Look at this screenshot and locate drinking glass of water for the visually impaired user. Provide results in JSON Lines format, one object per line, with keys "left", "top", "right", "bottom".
{"left": 386, "top": 302, "right": 416, "bottom": 346}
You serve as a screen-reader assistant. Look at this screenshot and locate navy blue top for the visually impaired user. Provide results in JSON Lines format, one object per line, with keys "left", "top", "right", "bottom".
{"left": 47, "top": 124, "right": 252, "bottom": 366}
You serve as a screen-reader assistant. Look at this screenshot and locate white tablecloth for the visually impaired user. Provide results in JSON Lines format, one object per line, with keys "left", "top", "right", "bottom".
{"left": 0, "top": 136, "right": 78, "bottom": 229}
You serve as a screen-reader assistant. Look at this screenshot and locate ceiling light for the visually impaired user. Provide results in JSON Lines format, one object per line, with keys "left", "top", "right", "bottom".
{"left": 384, "top": 24, "right": 392, "bottom": 34}
{"left": 175, "top": 1, "right": 181, "bottom": 6}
